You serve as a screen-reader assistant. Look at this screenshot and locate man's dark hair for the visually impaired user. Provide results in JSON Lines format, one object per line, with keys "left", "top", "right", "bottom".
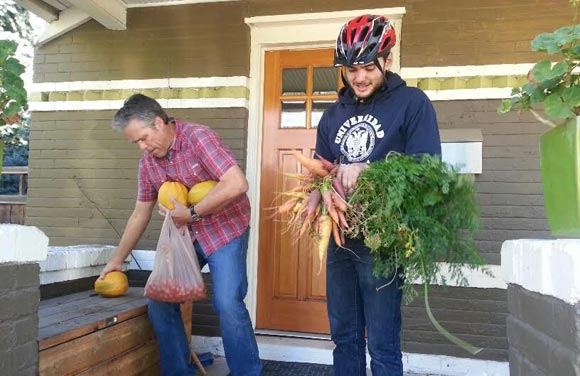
{"left": 111, "top": 94, "right": 170, "bottom": 131}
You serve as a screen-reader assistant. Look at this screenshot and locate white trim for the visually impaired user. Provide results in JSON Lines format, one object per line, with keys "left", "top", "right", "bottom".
{"left": 192, "top": 335, "right": 509, "bottom": 376}
{"left": 425, "top": 88, "right": 513, "bottom": 101}
{"left": 244, "top": 7, "right": 407, "bottom": 328}
{"left": 424, "top": 263, "right": 506, "bottom": 289}
{"left": 16, "top": 0, "right": 59, "bottom": 23}
{"left": 37, "top": 7, "right": 92, "bottom": 46}
{"left": 0, "top": 225, "right": 49, "bottom": 263}
{"left": 28, "top": 98, "right": 248, "bottom": 111}
{"left": 245, "top": 8, "right": 406, "bottom": 27}
{"left": 31, "top": 76, "right": 249, "bottom": 93}
{"left": 126, "top": 0, "right": 240, "bottom": 8}
{"left": 501, "top": 239, "right": 580, "bottom": 305}
{"left": 401, "top": 63, "right": 534, "bottom": 79}
{"left": 68, "top": 0, "right": 127, "bottom": 31}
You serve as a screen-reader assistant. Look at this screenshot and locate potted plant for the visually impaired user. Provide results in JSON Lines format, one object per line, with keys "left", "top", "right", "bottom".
{"left": 0, "top": 39, "right": 28, "bottom": 174}
{"left": 499, "top": 3, "right": 580, "bottom": 237}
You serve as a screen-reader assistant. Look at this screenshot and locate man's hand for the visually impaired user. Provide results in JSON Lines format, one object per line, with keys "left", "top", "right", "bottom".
{"left": 169, "top": 197, "right": 193, "bottom": 227}
{"left": 99, "top": 259, "right": 124, "bottom": 280}
{"left": 337, "top": 162, "right": 369, "bottom": 196}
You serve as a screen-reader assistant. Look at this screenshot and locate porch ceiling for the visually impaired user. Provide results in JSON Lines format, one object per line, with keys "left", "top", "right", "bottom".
{"left": 15, "top": 0, "right": 238, "bottom": 45}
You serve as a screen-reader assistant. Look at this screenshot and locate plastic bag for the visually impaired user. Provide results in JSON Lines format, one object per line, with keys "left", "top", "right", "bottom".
{"left": 144, "top": 212, "right": 206, "bottom": 302}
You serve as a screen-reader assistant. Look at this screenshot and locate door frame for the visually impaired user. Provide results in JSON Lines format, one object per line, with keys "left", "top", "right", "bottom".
{"left": 243, "top": 7, "right": 406, "bottom": 326}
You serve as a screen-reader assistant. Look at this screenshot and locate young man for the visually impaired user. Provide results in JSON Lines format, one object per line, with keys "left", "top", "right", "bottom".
{"left": 99, "top": 94, "right": 262, "bottom": 376}
{"left": 315, "top": 15, "right": 441, "bottom": 375}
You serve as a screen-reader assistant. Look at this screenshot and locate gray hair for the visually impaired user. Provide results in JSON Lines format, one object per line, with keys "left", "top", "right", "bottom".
{"left": 111, "top": 94, "right": 170, "bottom": 131}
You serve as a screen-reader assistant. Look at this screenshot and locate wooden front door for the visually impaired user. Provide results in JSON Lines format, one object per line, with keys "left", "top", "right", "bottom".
{"left": 257, "top": 49, "right": 339, "bottom": 334}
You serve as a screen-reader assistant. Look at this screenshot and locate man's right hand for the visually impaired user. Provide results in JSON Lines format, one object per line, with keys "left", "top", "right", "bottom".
{"left": 99, "top": 259, "right": 124, "bottom": 280}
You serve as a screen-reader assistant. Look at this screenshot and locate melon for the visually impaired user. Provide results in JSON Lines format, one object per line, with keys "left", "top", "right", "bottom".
{"left": 94, "top": 271, "right": 129, "bottom": 298}
{"left": 158, "top": 181, "right": 188, "bottom": 210}
{"left": 188, "top": 180, "right": 218, "bottom": 205}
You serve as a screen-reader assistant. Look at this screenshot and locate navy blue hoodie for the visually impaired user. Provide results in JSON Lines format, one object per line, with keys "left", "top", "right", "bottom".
{"left": 315, "top": 72, "right": 441, "bottom": 163}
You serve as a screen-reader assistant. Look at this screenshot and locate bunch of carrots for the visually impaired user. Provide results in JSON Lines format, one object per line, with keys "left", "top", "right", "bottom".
{"left": 277, "top": 151, "right": 350, "bottom": 273}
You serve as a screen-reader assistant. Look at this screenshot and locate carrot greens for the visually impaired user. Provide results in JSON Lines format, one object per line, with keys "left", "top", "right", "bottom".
{"left": 346, "top": 152, "right": 488, "bottom": 355}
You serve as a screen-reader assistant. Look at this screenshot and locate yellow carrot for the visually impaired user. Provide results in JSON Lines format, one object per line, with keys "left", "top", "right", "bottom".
{"left": 278, "top": 198, "right": 298, "bottom": 214}
{"left": 317, "top": 214, "right": 332, "bottom": 275}
{"left": 284, "top": 172, "right": 314, "bottom": 182}
{"left": 281, "top": 191, "right": 309, "bottom": 199}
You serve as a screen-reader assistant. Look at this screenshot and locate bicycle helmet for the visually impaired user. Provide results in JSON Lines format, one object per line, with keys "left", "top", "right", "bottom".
{"left": 334, "top": 15, "right": 396, "bottom": 67}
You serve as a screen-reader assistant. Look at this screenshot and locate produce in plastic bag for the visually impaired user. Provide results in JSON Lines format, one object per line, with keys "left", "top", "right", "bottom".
{"left": 145, "top": 212, "right": 206, "bottom": 302}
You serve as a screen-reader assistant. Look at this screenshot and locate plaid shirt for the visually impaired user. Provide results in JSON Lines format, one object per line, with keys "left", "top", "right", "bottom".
{"left": 137, "top": 119, "right": 250, "bottom": 256}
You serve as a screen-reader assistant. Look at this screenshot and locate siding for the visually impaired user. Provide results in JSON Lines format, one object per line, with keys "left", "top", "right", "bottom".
{"left": 26, "top": 108, "right": 248, "bottom": 247}
{"left": 33, "top": 0, "right": 571, "bottom": 82}
{"left": 403, "top": 286, "right": 508, "bottom": 361}
{"left": 33, "top": 2, "right": 249, "bottom": 82}
{"left": 245, "top": 0, "right": 570, "bottom": 67}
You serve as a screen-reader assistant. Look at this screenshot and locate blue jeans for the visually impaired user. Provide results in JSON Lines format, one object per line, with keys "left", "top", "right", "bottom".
{"left": 148, "top": 229, "right": 262, "bottom": 376}
{"left": 326, "top": 237, "right": 403, "bottom": 376}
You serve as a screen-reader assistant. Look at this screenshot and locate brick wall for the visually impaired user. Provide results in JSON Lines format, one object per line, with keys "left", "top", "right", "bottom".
{"left": 26, "top": 108, "right": 248, "bottom": 247}
{"left": 0, "top": 262, "right": 41, "bottom": 376}
{"left": 507, "top": 285, "right": 580, "bottom": 375}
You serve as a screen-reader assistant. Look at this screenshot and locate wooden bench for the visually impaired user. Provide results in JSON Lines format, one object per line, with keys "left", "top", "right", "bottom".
{"left": 38, "top": 287, "right": 192, "bottom": 376}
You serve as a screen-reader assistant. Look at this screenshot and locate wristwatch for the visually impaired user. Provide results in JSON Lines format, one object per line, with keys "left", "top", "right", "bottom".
{"left": 189, "top": 205, "right": 203, "bottom": 222}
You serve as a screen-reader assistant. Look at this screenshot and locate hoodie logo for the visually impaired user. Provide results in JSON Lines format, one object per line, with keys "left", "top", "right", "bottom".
{"left": 335, "top": 114, "right": 385, "bottom": 162}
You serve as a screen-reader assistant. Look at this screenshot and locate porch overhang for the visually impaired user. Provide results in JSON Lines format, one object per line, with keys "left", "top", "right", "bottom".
{"left": 15, "top": 0, "right": 239, "bottom": 45}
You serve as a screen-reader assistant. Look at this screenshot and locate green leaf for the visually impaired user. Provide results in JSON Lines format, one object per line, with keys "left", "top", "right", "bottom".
{"left": 5, "top": 58, "right": 25, "bottom": 76}
{"left": 522, "top": 82, "right": 538, "bottom": 95}
{"left": 544, "top": 93, "right": 575, "bottom": 119}
{"left": 498, "top": 99, "right": 512, "bottom": 114}
{"left": 532, "top": 33, "right": 558, "bottom": 53}
{"left": 0, "top": 40, "right": 17, "bottom": 62}
{"left": 3, "top": 101, "right": 20, "bottom": 117}
{"left": 550, "top": 61, "right": 569, "bottom": 78}
{"left": 532, "top": 60, "right": 555, "bottom": 82}
{"left": 562, "top": 86, "right": 580, "bottom": 107}
{"left": 572, "top": 45, "right": 580, "bottom": 56}
{"left": 530, "top": 86, "right": 547, "bottom": 104}
{"left": 553, "top": 25, "right": 580, "bottom": 46}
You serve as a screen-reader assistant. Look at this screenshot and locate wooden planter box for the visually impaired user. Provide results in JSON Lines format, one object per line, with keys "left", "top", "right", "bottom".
{"left": 38, "top": 287, "right": 192, "bottom": 376}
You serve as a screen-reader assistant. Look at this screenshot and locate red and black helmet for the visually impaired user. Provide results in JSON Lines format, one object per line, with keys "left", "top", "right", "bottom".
{"left": 334, "top": 15, "right": 396, "bottom": 67}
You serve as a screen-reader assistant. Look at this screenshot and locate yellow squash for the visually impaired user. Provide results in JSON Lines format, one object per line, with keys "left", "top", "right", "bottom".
{"left": 94, "top": 271, "right": 129, "bottom": 298}
{"left": 158, "top": 181, "right": 188, "bottom": 210}
{"left": 188, "top": 180, "right": 217, "bottom": 205}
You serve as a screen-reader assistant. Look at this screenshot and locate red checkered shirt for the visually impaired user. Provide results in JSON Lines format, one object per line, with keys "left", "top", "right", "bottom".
{"left": 137, "top": 119, "right": 250, "bottom": 256}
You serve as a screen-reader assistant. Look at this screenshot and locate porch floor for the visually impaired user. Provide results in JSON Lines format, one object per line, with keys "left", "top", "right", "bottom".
{"left": 198, "top": 357, "right": 435, "bottom": 375}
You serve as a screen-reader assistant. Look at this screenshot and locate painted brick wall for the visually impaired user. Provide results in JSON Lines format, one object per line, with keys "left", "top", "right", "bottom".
{"left": 507, "top": 285, "right": 580, "bottom": 375}
{"left": 26, "top": 108, "right": 248, "bottom": 247}
{"left": 435, "top": 99, "right": 552, "bottom": 265}
{"left": 0, "top": 263, "right": 40, "bottom": 375}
